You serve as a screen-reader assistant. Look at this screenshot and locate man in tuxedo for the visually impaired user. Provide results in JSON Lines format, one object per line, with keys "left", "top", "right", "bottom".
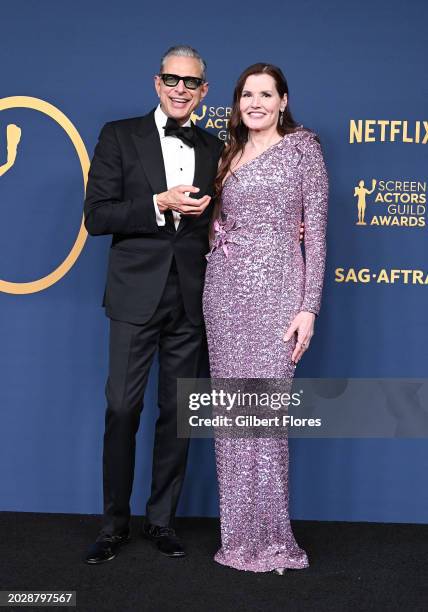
{"left": 84, "top": 45, "right": 223, "bottom": 564}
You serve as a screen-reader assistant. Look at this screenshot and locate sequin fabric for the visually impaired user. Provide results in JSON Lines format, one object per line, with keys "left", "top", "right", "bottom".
{"left": 202, "top": 129, "right": 329, "bottom": 572}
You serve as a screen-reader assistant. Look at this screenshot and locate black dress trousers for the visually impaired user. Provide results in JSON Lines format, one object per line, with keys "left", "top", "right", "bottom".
{"left": 99, "top": 259, "right": 204, "bottom": 537}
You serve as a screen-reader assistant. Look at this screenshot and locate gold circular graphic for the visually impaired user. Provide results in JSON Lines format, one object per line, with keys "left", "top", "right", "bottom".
{"left": 0, "top": 96, "right": 89, "bottom": 294}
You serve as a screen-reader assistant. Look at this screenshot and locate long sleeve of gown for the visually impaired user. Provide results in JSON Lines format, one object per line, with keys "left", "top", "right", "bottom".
{"left": 300, "top": 134, "right": 329, "bottom": 316}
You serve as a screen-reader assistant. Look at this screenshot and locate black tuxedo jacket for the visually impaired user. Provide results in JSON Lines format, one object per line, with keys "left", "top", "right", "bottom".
{"left": 84, "top": 109, "right": 224, "bottom": 325}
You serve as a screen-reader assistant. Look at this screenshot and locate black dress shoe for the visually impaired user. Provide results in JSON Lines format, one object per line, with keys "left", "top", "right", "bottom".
{"left": 85, "top": 531, "right": 131, "bottom": 565}
{"left": 142, "top": 523, "right": 186, "bottom": 557}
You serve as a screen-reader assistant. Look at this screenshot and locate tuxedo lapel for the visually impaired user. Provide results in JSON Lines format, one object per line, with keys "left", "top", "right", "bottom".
{"left": 176, "top": 128, "right": 213, "bottom": 234}
{"left": 131, "top": 111, "right": 168, "bottom": 196}
{"left": 192, "top": 129, "right": 213, "bottom": 196}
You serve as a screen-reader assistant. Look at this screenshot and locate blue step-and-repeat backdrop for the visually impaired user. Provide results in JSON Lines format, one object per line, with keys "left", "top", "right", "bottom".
{"left": 1, "top": 0, "right": 427, "bottom": 523}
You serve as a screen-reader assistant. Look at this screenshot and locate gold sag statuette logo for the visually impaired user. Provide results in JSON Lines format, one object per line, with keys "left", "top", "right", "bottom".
{"left": 0, "top": 96, "right": 89, "bottom": 294}
{"left": 0, "top": 124, "right": 22, "bottom": 177}
{"left": 354, "top": 179, "right": 376, "bottom": 225}
{"left": 191, "top": 104, "right": 231, "bottom": 140}
{"left": 190, "top": 105, "right": 207, "bottom": 124}
{"left": 353, "top": 178, "right": 426, "bottom": 228}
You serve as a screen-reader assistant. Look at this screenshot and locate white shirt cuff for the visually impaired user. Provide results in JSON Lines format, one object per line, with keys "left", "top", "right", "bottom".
{"left": 153, "top": 194, "right": 166, "bottom": 226}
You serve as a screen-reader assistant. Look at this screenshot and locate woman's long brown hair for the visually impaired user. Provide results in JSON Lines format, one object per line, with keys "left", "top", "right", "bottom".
{"left": 210, "top": 63, "right": 299, "bottom": 238}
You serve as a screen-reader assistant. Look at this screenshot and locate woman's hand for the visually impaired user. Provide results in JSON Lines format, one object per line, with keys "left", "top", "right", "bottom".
{"left": 283, "top": 311, "right": 316, "bottom": 364}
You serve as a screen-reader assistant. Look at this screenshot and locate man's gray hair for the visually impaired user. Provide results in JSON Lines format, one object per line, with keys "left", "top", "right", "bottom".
{"left": 160, "top": 45, "right": 207, "bottom": 81}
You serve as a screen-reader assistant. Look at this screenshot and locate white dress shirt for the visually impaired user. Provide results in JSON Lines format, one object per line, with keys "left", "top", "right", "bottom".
{"left": 153, "top": 104, "right": 195, "bottom": 230}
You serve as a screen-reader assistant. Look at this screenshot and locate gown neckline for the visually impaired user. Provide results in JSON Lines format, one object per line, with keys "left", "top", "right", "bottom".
{"left": 222, "top": 128, "right": 303, "bottom": 187}
{"left": 223, "top": 136, "right": 284, "bottom": 186}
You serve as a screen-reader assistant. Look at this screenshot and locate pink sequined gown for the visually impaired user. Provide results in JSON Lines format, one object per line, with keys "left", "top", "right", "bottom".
{"left": 202, "top": 128, "right": 329, "bottom": 572}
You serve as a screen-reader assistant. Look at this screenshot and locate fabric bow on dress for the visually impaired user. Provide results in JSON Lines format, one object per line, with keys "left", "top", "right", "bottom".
{"left": 206, "top": 216, "right": 243, "bottom": 261}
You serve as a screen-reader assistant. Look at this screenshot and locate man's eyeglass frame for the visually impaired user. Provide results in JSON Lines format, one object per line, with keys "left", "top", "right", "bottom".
{"left": 159, "top": 73, "right": 205, "bottom": 90}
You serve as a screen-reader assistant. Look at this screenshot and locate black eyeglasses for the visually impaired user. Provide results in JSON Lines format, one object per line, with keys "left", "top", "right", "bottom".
{"left": 159, "top": 73, "right": 204, "bottom": 90}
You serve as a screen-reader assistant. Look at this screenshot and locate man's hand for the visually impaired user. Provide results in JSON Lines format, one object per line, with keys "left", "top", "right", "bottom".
{"left": 156, "top": 185, "right": 211, "bottom": 217}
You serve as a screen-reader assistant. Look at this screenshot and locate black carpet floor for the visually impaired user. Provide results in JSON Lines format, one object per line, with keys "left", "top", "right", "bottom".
{"left": 1, "top": 513, "right": 427, "bottom": 612}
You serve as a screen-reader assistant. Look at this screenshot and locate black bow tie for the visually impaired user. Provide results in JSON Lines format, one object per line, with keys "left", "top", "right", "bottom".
{"left": 164, "top": 117, "right": 195, "bottom": 147}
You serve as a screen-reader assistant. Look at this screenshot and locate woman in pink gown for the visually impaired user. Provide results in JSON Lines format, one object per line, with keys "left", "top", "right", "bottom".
{"left": 202, "top": 63, "right": 328, "bottom": 573}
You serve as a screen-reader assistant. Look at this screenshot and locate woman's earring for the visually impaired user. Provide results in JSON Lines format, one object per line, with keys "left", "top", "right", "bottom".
{"left": 279, "top": 111, "right": 284, "bottom": 126}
